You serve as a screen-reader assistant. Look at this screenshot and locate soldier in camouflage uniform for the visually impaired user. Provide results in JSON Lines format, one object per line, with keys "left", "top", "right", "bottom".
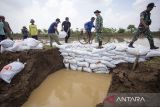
{"left": 94, "top": 10, "right": 103, "bottom": 48}
{"left": 128, "top": 3, "right": 159, "bottom": 49}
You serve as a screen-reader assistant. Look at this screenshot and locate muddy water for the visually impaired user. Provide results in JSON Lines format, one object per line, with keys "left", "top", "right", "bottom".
{"left": 22, "top": 69, "right": 112, "bottom": 107}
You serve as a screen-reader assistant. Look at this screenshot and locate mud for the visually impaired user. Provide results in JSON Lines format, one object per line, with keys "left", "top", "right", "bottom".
{"left": 22, "top": 69, "right": 112, "bottom": 107}
{"left": 109, "top": 57, "right": 160, "bottom": 93}
{"left": 0, "top": 48, "right": 64, "bottom": 107}
{"left": 96, "top": 57, "right": 160, "bottom": 107}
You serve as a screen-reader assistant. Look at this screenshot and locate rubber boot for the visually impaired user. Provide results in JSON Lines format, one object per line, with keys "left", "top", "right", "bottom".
{"left": 98, "top": 41, "right": 103, "bottom": 49}
{"left": 128, "top": 41, "right": 135, "bottom": 48}
{"left": 149, "top": 39, "right": 159, "bottom": 49}
{"left": 65, "top": 36, "right": 68, "bottom": 43}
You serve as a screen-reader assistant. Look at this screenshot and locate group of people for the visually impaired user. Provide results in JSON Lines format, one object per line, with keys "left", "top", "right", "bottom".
{"left": 21, "top": 17, "right": 71, "bottom": 46}
{"left": 47, "top": 9, "right": 103, "bottom": 48}
{"left": 0, "top": 2, "right": 159, "bottom": 49}
{"left": 21, "top": 19, "right": 39, "bottom": 40}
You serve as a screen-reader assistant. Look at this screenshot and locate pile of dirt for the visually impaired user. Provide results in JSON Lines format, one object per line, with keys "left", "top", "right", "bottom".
{"left": 96, "top": 57, "right": 160, "bottom": 107}
{"left": 0, "top": 48, "right": 64, "bottom": 107}
{"left": 109, "top": 57, "right": 160, "bottom": 93}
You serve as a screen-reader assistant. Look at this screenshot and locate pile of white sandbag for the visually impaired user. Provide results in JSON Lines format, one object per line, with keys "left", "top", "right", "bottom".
{"left": 58, "top": 42, "right": 160, "bottom": 73}
{"left": 0, "top": 38, "right": 43, "bottom": 53}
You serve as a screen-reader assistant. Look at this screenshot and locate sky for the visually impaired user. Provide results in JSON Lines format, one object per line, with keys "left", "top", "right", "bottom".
{"left": 0, "top": 0, "right": 160, "bottom": 33}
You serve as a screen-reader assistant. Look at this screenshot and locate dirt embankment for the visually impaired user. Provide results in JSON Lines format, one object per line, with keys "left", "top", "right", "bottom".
{"left": 96, "top": 57, "right": 160, "bottom": 107}
{"left": 109, "top": 57, "right": 160, "bottom": 93}
{"left": 0, "top": 48, "right": 64, "bottom": 107}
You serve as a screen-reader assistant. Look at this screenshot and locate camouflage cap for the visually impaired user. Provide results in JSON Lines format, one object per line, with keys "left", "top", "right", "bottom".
{"left": 147, "top": 2, "right": 156, "bottom": 8}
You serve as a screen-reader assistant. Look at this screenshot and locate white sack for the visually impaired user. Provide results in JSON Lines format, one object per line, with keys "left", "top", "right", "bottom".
{"left": 111, "top": 60, "right": 126, "bottom": 65}
{"left": 64, "top": 63, "right": 70, "bottom": 69}
{"left": 93, "top": 67, "right": 109, "bottom": 73}
{"left": 0, "top": 60, "right": 25, "bottom": 83}
{"left": 77, "top": 67, "right": 83, "bottom": 71}
{"left": 146, "top": 50, "right": 160, "bottom": 58}
{"left": 70, "top": 64, "right": 77, "bottom": 71}
{"left": 100, "top": 60, "right": 116, "bottom": 68}
{"left": 83, "top": 67, "right": 92, "bottom": 73}
{"left": 90, "top": 63, "right": 106, "bottom": 69}
{"left": 30, "top": 43, "right": 43, "bottom": 49}
{"left": 77, "top": 62, "right": 89, "bottom": 67}
{"left": 58, "top": 31, "right": 67, "bottom": 38}
{"left": 127, "top": 47, "right": 149, "bottom": 56}
{"left": 101, "top": 56, "right": 113, "bottom": 61}
{"left": 0, "top": 39, "right": 14, "bottom": 48}
{"left": 23, "top": 38, "right": 40, "bottom": 47}
{"left": 68, "top": 59, "right": 77, "bottom": 64}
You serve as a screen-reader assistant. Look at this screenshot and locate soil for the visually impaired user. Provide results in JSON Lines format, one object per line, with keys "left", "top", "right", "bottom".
{"left": 109, "top": 57, "right": 160, "bottom": 93}
{"left": 0, "top": 48, "right": 64, "bottom": 107}
{"left": 96, "top": 57, "right": 160, "bottom": 107}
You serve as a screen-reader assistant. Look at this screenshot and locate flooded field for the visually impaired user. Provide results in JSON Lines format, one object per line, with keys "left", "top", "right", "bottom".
{"left": 22, "top": 69, "right": 112, "bottom": 107}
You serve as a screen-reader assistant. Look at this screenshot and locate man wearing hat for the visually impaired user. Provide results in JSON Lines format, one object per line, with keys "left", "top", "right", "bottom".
{"left": 48, "top": 18, "right": 62, "bottom": 46}
{"left": 94, "top": 10, "right": 103, "bottom": 48}
{"left": 128, "top": 3, "right": 159, "bottom": 49}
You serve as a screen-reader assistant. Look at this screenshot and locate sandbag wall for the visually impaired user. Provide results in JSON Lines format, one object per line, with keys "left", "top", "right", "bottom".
{"left": 58, "top": 42, "right": 160, "bottom": 73}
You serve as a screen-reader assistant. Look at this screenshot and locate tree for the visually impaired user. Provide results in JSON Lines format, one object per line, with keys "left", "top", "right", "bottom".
{"left": 103, "top": 27, "right": 117, "bottom": 33}
{"left": 38, "top": 29, "right": 42, "bottom": 34}
{"left": 43, "top": 29, "right": 48, "bottom": 34}
{"left": 127, "top": 25, "right": 136, "bottom": 33}
{"left": 117, "top": 28, "right": 125, "bottom": 33}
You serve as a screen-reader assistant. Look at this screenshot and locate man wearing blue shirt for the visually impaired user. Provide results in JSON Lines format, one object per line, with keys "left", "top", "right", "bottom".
{"left": 48, "top": 18, "right": 61, "bottom": 46}
{"left": 84, "top": 17, "right": 95, "bottom": 44}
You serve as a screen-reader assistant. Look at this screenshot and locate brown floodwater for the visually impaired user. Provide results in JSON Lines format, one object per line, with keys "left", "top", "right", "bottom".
{"left": 22, "top": 69, "right": 112, "bottom": 107}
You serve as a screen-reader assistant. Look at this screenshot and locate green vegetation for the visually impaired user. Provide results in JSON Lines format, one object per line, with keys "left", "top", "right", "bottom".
{"left": 43, "top": 45, "right": 56, "bottom": 49}
{"left": 127, "top": 25, "right": 136, "bottom": 33}
{"left": 117, "top": 28, "right": 126, "bottom": 33}
{"left": 144, "top": 57, "right": 160, "bottom": 67}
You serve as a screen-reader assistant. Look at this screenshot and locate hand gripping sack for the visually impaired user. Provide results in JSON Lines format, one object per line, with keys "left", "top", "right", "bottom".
{"left": 0, "top": 60, "right": 26, "bottom": 83}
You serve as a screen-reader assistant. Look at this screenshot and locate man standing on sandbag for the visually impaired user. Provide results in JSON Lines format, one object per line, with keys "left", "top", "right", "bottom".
{"left": 128, "top": 3, "right": 159, "bottom": 49}
{"left": 94, "top": 10, "right": 103, "bottom": 48}
{"left": 84, "top": 17, "right": 95, "bottom": 44}
{"left": 61, "top": 17, "right": 71, "bottom": 43}
{"left": 29, "top": 19, "right": 38, "bottom": 40}
{"left": 0, "top": 16, "right": 5, "bottom": 42}
{"left": 2, "top": 16, "right": 13, "bottom": 40}
{"left": 48, "top": 18, "right": 62, "bottom": 47}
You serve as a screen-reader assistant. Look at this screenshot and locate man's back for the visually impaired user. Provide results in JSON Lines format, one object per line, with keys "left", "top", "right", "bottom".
{"left": 48, "top": 22, "right": 57, "bottom": 33}
{"left": 84, "top": 21, "right": 94, "bottom": 31}
{"left": 29, "top": 24, "right": 38, "bottom": 36}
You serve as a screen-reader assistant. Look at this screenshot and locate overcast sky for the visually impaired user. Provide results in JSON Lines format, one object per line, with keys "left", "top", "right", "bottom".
{"left": 0, "top": 0, "right": 160, "bottom": 33}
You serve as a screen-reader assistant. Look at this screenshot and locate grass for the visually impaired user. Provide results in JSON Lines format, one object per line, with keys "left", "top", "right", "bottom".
{"left": 43, "top": 45, "right": 56, "bottom": 49}
{"left": 143, "top": 57, "right": 160, "bottom": 68}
